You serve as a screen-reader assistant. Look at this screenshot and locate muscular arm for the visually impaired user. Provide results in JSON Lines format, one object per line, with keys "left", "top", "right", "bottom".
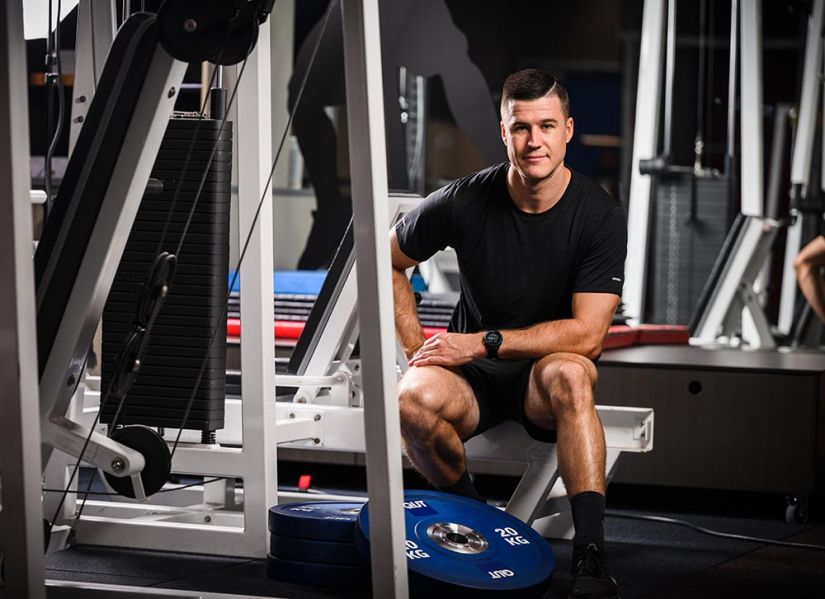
{"left": 409, "top": 292, "right": 619, "bottom": 367}
{"left": 496, "top": 293, "right": 619, "bottom": 359}
{"left": 391, "top": 229, "right": 426, "bottom": 359}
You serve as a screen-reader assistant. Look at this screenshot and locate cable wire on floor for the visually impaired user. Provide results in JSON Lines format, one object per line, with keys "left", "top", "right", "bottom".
{"left": 606, "top": 511, "right": 825, "bottom": 551}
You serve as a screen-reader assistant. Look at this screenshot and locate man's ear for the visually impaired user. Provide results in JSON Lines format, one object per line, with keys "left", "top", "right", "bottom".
{"left": 565, "top": 117, "right": 574, "bottom": 143}
{"left": 500, "top": 121, "right": 507, "bottom": 145}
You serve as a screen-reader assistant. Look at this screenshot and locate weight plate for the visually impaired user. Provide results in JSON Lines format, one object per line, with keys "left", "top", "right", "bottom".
{"left": 266, "top": 554, "right": 369, "bottom": 587}
{"left": 270, "top": 534, "right": 364, "bottom": 566}
{"left": 355, "top": 490, "right": 554, "bottom": 595}
{"left": 268, "top": 501, "right": 363, "bottom": 542}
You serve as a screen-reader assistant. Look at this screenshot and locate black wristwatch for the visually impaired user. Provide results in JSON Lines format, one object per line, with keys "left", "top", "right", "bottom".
{"left": 483, "top": 330, "right": 503, "bottom": 359}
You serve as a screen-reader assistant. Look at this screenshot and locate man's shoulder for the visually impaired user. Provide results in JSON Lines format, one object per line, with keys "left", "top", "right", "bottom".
{"left": 569, "top": 170, "right": 622, "bottom": 215}
{"left": 437, "top": 162, "right": 509, "bottom": 198}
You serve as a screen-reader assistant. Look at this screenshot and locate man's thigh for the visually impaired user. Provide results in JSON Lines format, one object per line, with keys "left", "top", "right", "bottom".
{"left": 398, "top": 365, "right": 480, "bottom": 440}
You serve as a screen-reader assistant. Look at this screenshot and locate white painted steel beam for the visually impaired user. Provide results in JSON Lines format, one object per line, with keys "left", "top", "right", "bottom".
{"left": 341, "top": 0, "right": 409, "bottom": 596}
{"left": 624, "top": 0, "right": 666, "bottom": 324}
{"left": 0, "top": 1, "right": 46, "bottom": 596}
{"left": 235, "top": 17, "right": 277, "bottom": 557}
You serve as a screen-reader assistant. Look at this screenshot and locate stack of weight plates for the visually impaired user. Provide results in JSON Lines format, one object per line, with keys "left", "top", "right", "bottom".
{"left": 102, "top": 115, "right": 232, "bottom": 432}
{"left": 355, "top": 490, "right": 554, "bottom": 597}
{"left": 267, "top": 501, "right": 369, "bottom": 587}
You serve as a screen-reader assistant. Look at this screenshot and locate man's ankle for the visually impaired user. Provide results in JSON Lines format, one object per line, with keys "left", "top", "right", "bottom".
{"left": 571, "top": 491, "right": 606, "bottom": 549}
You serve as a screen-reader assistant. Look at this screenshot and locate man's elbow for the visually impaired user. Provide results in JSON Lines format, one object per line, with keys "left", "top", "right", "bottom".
{"left": 583, "top": 331, "right": 606, "bottom": 359}
{"left": 584, "top": 342, "right": 603, "bottom": 360}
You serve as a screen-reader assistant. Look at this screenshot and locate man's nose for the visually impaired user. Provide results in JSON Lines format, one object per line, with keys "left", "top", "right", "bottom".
{"left": 528, "top": 126, "right": 541, "bottom": 146}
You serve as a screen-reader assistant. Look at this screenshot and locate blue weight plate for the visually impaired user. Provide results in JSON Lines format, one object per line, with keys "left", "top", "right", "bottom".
{"left": 266, "top": 554, "right": 369, "bottom": 587}
{"left": 270, "top": 534, "right": 365, "bottom": 566}
{"left": 355, "top": 490, "right": 554, "bottom": 595}
{"left": 268, "top": 501, "right": 363, "bottom": 542}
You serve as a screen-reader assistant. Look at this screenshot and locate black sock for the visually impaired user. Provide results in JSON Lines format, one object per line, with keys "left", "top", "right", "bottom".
{"left": 570, "top": 491, "right": 606, "bottom": 550}
{"left": 438, "top": 470, "right": 483, "bottom": 502}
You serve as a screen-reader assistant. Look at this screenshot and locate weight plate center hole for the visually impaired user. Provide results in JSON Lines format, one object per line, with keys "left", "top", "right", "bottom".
{"left": 427, "top": 522, "right": 489, "bottom": 555}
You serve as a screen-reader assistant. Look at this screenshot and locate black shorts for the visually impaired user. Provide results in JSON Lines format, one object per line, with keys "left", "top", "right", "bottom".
{"left": 458, "top": 358, "right": 557, "bottom": 443}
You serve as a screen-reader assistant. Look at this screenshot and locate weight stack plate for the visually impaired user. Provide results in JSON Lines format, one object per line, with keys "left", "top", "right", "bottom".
{"left": 649, "top": 173, "right": 731, "bottom": 325}
{"left": 101, "top": 115, "right": 232, "bottom": 431}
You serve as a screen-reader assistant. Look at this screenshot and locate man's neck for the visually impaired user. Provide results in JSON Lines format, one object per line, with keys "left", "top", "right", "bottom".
{"left": 507, "top": 165, "right": 571, "bottom": 214}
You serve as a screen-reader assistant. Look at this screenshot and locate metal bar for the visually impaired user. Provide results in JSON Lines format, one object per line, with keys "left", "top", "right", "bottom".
{"left": 38, "top": 46, "right": 187, "bottom": 468}
{"left": 624, "top": 0, "right": 667, "bottom": 324}
{"left": 69, "top": 0, "right": 116, "bottom": 153}
{"left": 46, "top": 580, "right": 275, "bottom": 598}
{"left": 0, "top": 1, "right": 46, "bottom": 596}
{"left": 739, "top": 0, "right": 764, "bottom": 216}
{"left": 663, "top": 0, "right": 676, "bottom": 157}
{"left": 789, "top": 0, "right": 824, "bottom": 190}
{"left": 765, "top": 104, "right": 792, "bottom": 219}
{"left": 236, "top": 18, "right": 277, "bottom": 558}
{"left": 726, "top": 0, "right": 738, "bottom": 162}
{"left": 340, "top": 0, "right": 409, "bottom": 596}
{"left": 691, "top": 215, "right": 781, "bottom": 344}
{"left": 777, "top": 0, "right": 824, "bottom": 334}
{"left": 739, "top": 0, "right": 766, "bottom": 343}
{"left": 268, "top": 0, "right": 295, "bottom": 189}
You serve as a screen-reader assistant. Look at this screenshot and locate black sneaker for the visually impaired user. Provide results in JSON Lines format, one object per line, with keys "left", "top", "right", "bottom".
{"left": 569, "top": 543, "right": 620, "bottom": 599}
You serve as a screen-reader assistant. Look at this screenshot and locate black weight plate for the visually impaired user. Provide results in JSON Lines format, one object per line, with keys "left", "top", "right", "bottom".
{"left": 270, "top": 535, "right": 364, "bottom": 566}
{"left": 355, "top": 490, "right": 554, "bottom": 596}
{"left": 266, "top": 554, "right": 369, "bottom": 588}
{"left": 268, "top": 501, "right": 363, "bottom": 542}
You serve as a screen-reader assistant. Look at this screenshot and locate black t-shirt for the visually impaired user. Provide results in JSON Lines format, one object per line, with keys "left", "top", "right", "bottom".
{"left": 395, "top": 163, "right": 627, "bottom": 333}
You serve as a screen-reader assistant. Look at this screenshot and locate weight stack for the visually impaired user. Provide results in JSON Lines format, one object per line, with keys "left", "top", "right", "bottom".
{"left": 650, "top": 173, "right": 730, "bottom": 324}
{"left": 101, "top": 116, "right": 232, "bottom": 432}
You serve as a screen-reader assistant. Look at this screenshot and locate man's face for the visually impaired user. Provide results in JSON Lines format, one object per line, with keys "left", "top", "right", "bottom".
{"left": 500, "top": 94, "right": 573, "bottom": 184}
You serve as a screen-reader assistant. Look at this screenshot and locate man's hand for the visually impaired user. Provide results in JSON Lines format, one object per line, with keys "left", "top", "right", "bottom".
{"left": 409, "top": 332, "right": 485, "bottom": 367}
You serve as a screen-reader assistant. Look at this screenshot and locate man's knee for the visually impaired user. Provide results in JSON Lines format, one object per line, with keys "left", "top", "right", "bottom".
{"left": 398, "top": 375, "right": 444, "bottom": 439}
{"left": 535, "top": 354, "right": 597, "bottom": 411}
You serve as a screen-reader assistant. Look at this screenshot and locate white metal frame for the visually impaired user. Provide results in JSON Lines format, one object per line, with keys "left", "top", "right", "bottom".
{"left": 738, "top": 0, "right": 767, "bottom": 344}
{"left": 291, "top": 192, "right": 421, "bottom": 406}
{"left": 624, "top": 0, "right": 666, "bottom": 324}
{"left": 38, "top": 35, "right": 188, "bottom": 489}
{"left": 777, "top": 0, "right": 825, "bottom": 335}
{"left": 0, "top": 1, "right": 47, "bottom": 596}
{"left": 340, "top": 0, "right": 409, "bottom": 594}
{"left": 69, "top": 0, "right": 116, "bottom": 153}
{"left": 690, "top": 215, "right": 781, "bottom": 347}
{"left": 55, "top": 20, "right": 279, "bottom": 560}
{"left": 465, "top": 407, "right": 654, "bottom": 538}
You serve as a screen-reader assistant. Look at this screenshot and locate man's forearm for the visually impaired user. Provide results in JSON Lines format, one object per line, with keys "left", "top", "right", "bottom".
{"left": 497, "top": 318, "right": 606, "bottom": 360}
{"left": 393, "top": 268, "right": 426, "bottom": 358}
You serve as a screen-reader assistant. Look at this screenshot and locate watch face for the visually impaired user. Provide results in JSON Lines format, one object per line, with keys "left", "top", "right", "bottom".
{"left": 484, "top": 331, "right": 502, "bottom": 346}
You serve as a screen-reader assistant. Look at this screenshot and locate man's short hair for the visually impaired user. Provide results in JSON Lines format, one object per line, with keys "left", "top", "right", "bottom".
{"left": 500, "top": 69, "right": 570, "bottom": 118}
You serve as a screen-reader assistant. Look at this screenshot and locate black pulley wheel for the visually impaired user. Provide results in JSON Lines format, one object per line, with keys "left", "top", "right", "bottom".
{"left": 210, "top": 20, "right": 259, "bottom": 66}
{"left": 157, "top": 0, "right": 233, "bottom": 63}
{"left": 104, "top": 426, "right": 171, "bottom": 498}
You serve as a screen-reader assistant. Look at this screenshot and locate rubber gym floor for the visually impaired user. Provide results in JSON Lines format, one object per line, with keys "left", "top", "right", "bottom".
{"left": 44, "top": 466, "right": 825, "bottom": 598}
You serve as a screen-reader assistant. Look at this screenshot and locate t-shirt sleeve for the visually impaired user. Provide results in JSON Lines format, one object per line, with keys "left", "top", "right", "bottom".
{"left": 574, "top": 203, "right": 627, "bottom": 296}
{"left": 394, "top": 185, "right": 455, "bottom": 262}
